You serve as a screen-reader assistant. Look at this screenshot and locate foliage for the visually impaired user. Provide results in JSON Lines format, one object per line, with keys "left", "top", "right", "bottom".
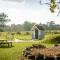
{"left": 15, "top": 35, "right": 32, "bottom": 40}
{"left": 0, "top": 31, "right": 60, "bottom": 40}
{"left": 0, "top": 12, "right": 10, "bottom": 32}
{"left": 16, "top": 32, "right": 21, "bottom": 35}
{"left": 4, "top": 21, "right": 60, "bottom": 32}
{"left": 5, "top": 21, "right": 35, "bottom": 32}
{"left": 0, "top": 32, "right": 32, "bottom": 40}
{"left": 6, "top": 35, "right": 15, "bottom": 40}
{"left": 40, "top": 0, "right": 60, "bottom": 13}
{"left": 50, "top": 0, "right": 56, "bottom": 13}
{"left": 45, "top": 30, "right": 60, "bottom": 35}
{"left": 42, "top": 34, "right": 60, "bottom": 44}
{"left": 25, "top": 32, "right": 30, "bottom": 35}
{"left": 23, "top": 21, "right": 33, "bottom": 31}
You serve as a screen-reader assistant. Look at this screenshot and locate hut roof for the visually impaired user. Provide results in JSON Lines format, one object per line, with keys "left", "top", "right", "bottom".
{"left": 31, "top": 24, "right": 44, "bottom": 30}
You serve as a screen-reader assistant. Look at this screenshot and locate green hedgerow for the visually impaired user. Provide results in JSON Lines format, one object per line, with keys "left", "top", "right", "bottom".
{"left": 42, "top": 34, "right": 60, "bottom": 44}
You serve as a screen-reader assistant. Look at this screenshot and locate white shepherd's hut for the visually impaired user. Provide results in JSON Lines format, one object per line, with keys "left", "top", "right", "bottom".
{"left": 31, "top": 24, "right": 44, "bottom": 39}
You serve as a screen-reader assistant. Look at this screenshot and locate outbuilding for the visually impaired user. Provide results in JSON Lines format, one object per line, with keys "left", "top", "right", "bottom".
{"left": 31, "top": 24, "right": 44, "bottom": 39}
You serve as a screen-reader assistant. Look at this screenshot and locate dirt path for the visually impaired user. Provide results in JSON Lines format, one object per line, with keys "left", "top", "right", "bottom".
{"left": 8, "top": 39, "right": 35, "bottom": 42}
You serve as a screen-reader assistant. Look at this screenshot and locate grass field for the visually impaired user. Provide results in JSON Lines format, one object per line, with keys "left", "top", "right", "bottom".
{"left": 0, "top": 41, "right": 54, "bottom": 60}
{"left": 0, "top": 32, "right": 32, "bottom": 40}
{"left": 0, "top": 42, "right": 33, "bottom": 60}
{"left": 0, "top": 32, "right": 60, "bottom": 60}
{"left": 0, "top": 31, "right": 60, "bottom": 40}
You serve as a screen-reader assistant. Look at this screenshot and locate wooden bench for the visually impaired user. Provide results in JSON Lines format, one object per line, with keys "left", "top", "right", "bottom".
{"left": 0, "top": 40, "right": 12, "bottom": 47}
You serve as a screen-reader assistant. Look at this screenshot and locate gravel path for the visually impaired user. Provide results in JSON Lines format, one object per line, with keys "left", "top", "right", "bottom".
{"left": 8, "top": 39, "right": 35, "bottom": 42}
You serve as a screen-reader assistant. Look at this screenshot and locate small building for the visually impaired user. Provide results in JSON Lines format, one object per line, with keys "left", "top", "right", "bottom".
{"left": 31, "top": 24, "right": 44, "bottom": 39}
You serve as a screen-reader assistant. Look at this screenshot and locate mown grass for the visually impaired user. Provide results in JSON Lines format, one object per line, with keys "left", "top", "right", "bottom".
{"left": 0, "top": 42, "right": 33, "bottom": 60}
{"left": 0, "top": 32, "right": 60, "bottom": 60}
{"left": 0, "top": 41, "right": 54, "bottom": 60}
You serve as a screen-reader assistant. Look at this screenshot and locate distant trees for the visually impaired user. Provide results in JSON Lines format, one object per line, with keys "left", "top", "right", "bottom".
{"left": 46, "top": 21, "right": 56, "bottom": 30}
{"left": 0, "top": 12, "right": 10, "bottom": 32}
{"left": 4, "top": 21, "right": 60, "bottom": 32}
{"left": 23, "top": 21, "right": 33, "bottom": 31}
{"left": 5, "top": 21, "right": 35, "bottom": 32}
{"left": 44, "top": 21, "right": 60, "bottom": 30}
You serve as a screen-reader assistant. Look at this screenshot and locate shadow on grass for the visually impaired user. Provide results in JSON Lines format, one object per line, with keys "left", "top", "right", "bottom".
{"left": 0, "top": 46, "right": 14, "bottom": 48}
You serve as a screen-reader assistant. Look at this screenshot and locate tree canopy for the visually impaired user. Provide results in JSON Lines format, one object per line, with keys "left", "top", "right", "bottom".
{"left": 0, "top": 12, "right": 10, "bottom": 32}
{"left": 40, "top": 0, "right": 60, "bottom": 13}
{"left": 50, "top": 0, "right": 56, "bottom": 13}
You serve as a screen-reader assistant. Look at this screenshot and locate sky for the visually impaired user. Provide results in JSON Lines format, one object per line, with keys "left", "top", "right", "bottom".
{"left": 0, "top": 0, "right": 60, "bottom": 25}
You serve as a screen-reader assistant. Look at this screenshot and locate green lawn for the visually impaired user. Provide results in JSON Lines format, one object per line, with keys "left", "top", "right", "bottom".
{"left": 0, "top": 42, "right": 32, "bottom": 60}
{"left": 0, "top": 41, "right": 54, "bottom": 60}
{"left": 0, "top": 32, "right": 60, "bottom": 60}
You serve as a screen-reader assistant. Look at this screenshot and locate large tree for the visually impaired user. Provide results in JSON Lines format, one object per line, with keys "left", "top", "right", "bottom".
{"left": 23, "top": 21, "right": 32, "bottom": 31}
{"left": 0, "top": 12, "right": 10, "bottom": 32}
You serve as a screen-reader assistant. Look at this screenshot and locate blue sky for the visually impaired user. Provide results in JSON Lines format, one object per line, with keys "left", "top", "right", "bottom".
{"left": 0, "top": 0, "right": 60, "bottom": 25}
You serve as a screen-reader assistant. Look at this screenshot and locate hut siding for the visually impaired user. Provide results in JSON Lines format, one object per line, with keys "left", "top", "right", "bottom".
{"left": 38, "top": 30, "right": 44, "bottom": 39}
{"left": 32, "top": 30, "right": 44, "bottom": 39}
{"left": 32, "top": 30, "right": 35, "bottom": 39}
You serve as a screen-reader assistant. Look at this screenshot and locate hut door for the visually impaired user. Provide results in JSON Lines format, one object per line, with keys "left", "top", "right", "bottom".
{"left": 35, "top": 29, "right": 38, "bottom": 39}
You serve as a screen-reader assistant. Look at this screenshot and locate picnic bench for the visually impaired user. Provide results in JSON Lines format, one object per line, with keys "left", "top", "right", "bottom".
{"left": 0, "top": 39, "right": 12, "bottom": 47}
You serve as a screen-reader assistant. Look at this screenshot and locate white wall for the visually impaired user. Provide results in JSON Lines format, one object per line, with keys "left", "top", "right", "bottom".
{"left": 38, "top": 30, "right": 44, "bottom": 39}
{"left": 32, "top": 30, "right": 44, "bottom": 39}
{"left": 32, "top": 30, "right": 35, "bottom": 39}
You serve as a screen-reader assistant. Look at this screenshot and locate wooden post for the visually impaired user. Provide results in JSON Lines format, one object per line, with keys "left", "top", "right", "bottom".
{"left": 54, "top": 56, "right": 57, "bottom": 60}
{"left": 8, "top": 43, "right": 9, "bottom": 47}
{"left": 56, "top": 56, "right": 60, "bottom": 60}
{"left": 44, "top": 56, "right": 55, "bottom": 60}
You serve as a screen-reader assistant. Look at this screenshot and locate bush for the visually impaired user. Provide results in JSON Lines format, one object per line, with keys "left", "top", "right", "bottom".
{"left": 11, "top": 33, "right": 15, "bottom": 35}
{"left": 26, "top": 32, "right": 30, "bottom": 35}
{"left": 6, "top": 35, "right": 15, "bottom": 40}
{"left": 43, "top": 34, "right": 60, "bottom": 44}
{"left": 16, "top": 32, "right": 21, "bottom": 35}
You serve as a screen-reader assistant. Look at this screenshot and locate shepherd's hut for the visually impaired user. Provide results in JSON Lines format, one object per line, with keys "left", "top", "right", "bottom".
{"left": 31, "top": 24, "right": 44, "bottom": 39}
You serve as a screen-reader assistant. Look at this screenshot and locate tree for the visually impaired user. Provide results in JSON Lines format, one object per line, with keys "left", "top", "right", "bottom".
{"left": 0, "top": 12, "right": 10, "bottom": 32}
{"left": 50, "top": 0, "right": 56, "bottom": 13}
{"left": 23, "top": 21, "right": 32, "bottom": 31}
{"left": 47, "top": 21, "right": 56, "bottom": 30}
{"left": 40, "top": 0, "right": 60, "bottom": 13}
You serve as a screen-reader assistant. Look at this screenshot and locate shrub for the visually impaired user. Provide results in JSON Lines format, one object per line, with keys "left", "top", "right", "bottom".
{"left": 43, "top": 34, "right": 60, "bottom": 44}
{"left": 26, "top": 32, "right": 30, "bottom": 35}
{"left": 11, "top": 33, "right": 15, "bottom": 35}
{"left": 6, "top": 34, "right": 15, "bottom": 40}
{"left": 16, "top": 32, "right": 21, "bottom": 35}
